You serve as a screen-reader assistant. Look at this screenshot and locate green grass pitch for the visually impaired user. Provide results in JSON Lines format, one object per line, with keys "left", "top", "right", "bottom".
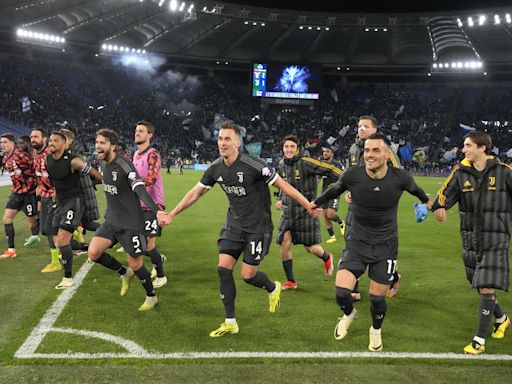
{"left": 0, "top": 171, "right": 511, "bottom": 382}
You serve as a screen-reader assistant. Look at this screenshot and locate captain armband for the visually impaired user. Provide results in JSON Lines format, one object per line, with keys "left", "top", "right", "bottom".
{"left": 81, "top": 163, "right": 92, "bottom": 175}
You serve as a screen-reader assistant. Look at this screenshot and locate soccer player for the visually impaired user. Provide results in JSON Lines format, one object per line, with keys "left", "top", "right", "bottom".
{"left": 176, "top": 157, "right": 184, "bottom": 175}
{"left": 0, "top": 133, "right": 39, "bottom": 259}
{"left": 31, "top": 128, "right": 61, "bottom": 272}
{"left": 320, "top": 146, "right": 345, "bottom": 244}
{"left": 346, "top": 116, "right": 402, "bottom": 299}
{"left": 133, "top": 121, "right": 167, "bottom": 288}
{"left": 432, "top": 131, "right": 512, "bottom": 355}
{"left": 162, "top": 121, "right": 322, "bottom": 336}
{"left": 312, "top": 133, "right": 430, "bottom": 351}
{"left": 87, "top": 129, "right": 167, "bottom": 311}
{"left": 275, "top": 135, "right": 342, "bottom": 290}
{"left": 60, "top": 128, "right": 100, "bottom": 233}
{"left": 46, "top": 131, "right": 102, "bottom": 289}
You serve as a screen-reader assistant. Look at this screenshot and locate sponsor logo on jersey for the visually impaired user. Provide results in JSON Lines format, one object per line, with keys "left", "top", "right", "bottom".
{"left": 373, "top": 186, "right": 380, "bottom": 191}
{"left": 463, "top": 180, "right": 472, "bottom": 187}
{"left": 217, "top": 176, "right": 224, "bottom": 182}
{"left": 221, "top": 183, "right": 246, "bottom": 196}
{"left": 103, "top": 184, "right": 118, "bottom": 195}
{"left": 128, "top": 171, "right": 137, "bottom": 181}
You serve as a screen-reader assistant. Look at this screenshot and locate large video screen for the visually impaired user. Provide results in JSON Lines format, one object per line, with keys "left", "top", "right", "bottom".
{"left": 252, "top": 63, "right": 321, "bottom": 100}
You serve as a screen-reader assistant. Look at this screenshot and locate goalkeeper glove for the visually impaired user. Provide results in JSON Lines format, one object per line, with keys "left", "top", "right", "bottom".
{"left": 414, "top": 202, "right": 429, "bottom": 223}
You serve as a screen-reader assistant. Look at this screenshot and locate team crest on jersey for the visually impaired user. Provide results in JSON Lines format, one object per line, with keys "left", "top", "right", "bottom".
{"left": 112, "top": 171, "right": 117, "bottom": 181}
{"left": 488, "top": 176, "right": 496, "bottom": 191}
{"left": 237, "top": 171, "right": 244, "bottom": 183}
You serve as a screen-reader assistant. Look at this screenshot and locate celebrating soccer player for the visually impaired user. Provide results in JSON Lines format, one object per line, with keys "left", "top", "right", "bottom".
{"left": 162, "top": 121, "right": 322, "bottom": 337}
{"left": 432, "top": 131, "right": 512, "bottom": 355}
{"left": 312, "top": 133, "right": 431, "bottom": 352}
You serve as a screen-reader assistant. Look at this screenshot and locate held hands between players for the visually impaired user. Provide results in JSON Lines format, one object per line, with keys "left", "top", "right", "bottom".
{"left": 307, "top": 202, "right": 323, "bottom": 218}
{"left": 157, "top": 210, "right": 171, "bottom": 227}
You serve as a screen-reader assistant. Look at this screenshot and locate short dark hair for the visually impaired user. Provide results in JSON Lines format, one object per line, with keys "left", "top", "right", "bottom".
{"left": 282, "top": 134, "right": 300, "bottom": 146}
{"left": 136, "top": 120, "right": 154, "bottom": 135}
{"left": 219, "top": 121, "right": 241, "bottom": 137}
{"left": 31, "top": 128, "right": 46, "bottom": 137}
{"left": 367, "top": 132, "right": 391, "bottom": 147}
{"left": 0, "top": 133, "right": 15, "bottom": 143}
{"left": 96, "top": 128, "right": 119, "bottom": 146}
{"left": 50, "top": 130, "right": 67, "bottom": 141}
{"left": 19, "top": 135, "right": 30, "bottom": 144}
{"left": 464, "top": 131, "right": 492, "bottom": 155}
{"left": 359, "top": 115, "right": 378, "bottom": 128}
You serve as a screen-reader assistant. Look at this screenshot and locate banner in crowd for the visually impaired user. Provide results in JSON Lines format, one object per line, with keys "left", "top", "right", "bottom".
{"left": 460, "top": 123, "right": 476, "bottom": 134}
{"left": 19, "top": 96, "right": 31, "bottom": 113}
{"left": 245, "top": 142, "right": 262, "bottom": 158}
{"left": 399, "top": 143, "right": 413, "bottom": 162}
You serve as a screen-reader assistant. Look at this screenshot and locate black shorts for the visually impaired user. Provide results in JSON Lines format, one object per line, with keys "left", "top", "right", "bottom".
{"left": 218, "top": 224, "right": 272, "bottom": 266}
{"left": 321, "top": 197, "right": 340, "bottom": 211}
{"left": 95, "top": 221, "right": 147, "bottom": 258}
{"left": 143, "top": 210, "right": 162, "bottom": 238}
{"left": 5, "top": 193, "right": 37, "bottom": 217}
{"left": 52, "top": 196, "right": 85, "bottom": 234}
{"left": 338, "top": 237, "right": 399, "bottom": 285}
{"left": 39, "top": 197, "right": 56, "bottom": 236}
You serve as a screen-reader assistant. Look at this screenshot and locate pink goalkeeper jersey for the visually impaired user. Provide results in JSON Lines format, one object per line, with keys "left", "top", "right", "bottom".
{"left": 133, "top": 146, "right": 165, "bottom": 210}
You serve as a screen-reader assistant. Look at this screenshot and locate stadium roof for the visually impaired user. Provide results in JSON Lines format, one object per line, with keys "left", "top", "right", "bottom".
{"left": 1, "top": 0, "right": 512, "bottom": 75}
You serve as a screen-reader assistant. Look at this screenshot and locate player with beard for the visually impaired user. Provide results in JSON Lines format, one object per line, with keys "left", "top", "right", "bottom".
{"left": 88, "top": 129, "right": 167, "bottom": 311}
{"left": 31, "top": 128, "right": 61, "bottom": 272}
{"left": 312, "top": 133, "right": 430, "bottom": 351}
{"left": 46, "top": 131, "right": 102, "bottom": 289}
{"left": 0, "top": 133, "right": 38, "bottom": 259}
{"left": 133, "top": 121, "right": 167, "bottom": 288}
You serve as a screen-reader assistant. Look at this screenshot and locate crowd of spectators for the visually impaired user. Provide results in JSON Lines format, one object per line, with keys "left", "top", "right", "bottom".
{"left": 1, "top": 54, "right": 511, "bottom": 172}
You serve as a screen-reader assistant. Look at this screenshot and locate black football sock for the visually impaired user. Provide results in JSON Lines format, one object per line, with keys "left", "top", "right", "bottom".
{"left": 218, "top": 266, "right": 236, "bottom": 318}
{"left": 47, "top": 235, "right": 55, "bottom": 249}
{"left": 59, "top": 244, "right": 74, "bottom": 278}
{"left": 134, "top": 266, "right": 155, "bottom": 297}
{"left": 319, "top": 251, "right": 329, "bottom": 262}
{"left": 282, "top": 259, "right": 295, "bottom": 282}
{"left": 476, "top": 293, "right": 496, "bottom": 339}
{"left": 336, "top": 286, "right": 354, "bottom": 316}
{"left": 243, "top": 271, "right": 276, "bottom": 293}
{"left": 5, "top": 223, "right": 15, "bottom": 248}
{"left": 353, "top": 280, "right": 360, "bottom": 294}
{"left": 95, "top": 252, "right": 126, "bottom": 274}
{"left": 494, "top": 302, "right": 504, "bottom": 320}
{"left": 370, "top": 294, "right": 387, "bottom": 329}
{"left": 147, "top": 247, "right": 165, "bottom": 277}
{"left": 327, "top": 227, "right": 335, "bottom": 237}
{"left": 333, "top": 215, "right": 343, "bottom": 225}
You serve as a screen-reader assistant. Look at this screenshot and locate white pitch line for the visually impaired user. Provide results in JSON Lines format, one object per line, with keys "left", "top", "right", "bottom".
{"left": 14, "top": 261, "right": 95, "bottom": 358}
{"left": 50, "top": 327, "right": 148, "bottom": 355}
{"left": 15, "top": 351, "right": 512, "bottom": 361}
{"left": 14, "top": 259, "right": 512, "bottom": 362}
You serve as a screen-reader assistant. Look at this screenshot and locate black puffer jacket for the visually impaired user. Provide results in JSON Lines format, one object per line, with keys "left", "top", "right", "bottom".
{"left": 433, "top": 157, "right": 512, "bottom": 291}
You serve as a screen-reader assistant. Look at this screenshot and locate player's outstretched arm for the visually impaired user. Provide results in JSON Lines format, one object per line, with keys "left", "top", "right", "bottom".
{"left": 273, "top": 176, "right": 322, "bottom": 217}
{"left": 166, "top": 184, "right": 209, "bottom": 224}
{"left": 71, "top": 157, "right": 102, "bottom": 182}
